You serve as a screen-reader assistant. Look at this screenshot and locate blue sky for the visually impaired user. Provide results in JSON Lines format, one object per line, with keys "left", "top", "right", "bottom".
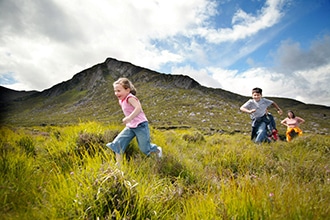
{"left": 1, "top": 0, "right": 329, "bottom": 106}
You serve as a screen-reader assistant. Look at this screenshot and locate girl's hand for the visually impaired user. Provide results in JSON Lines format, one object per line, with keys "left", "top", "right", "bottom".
{"left": 122, "top": 117, "right": 131, "bottom": 124}
{"left": 250, "top": 109, "right": 256, "bottom": 114}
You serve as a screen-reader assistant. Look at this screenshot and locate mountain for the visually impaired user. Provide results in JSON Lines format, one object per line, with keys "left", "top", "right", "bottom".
{"left": 0, "top": 57, "right": 329, "bottom": 135}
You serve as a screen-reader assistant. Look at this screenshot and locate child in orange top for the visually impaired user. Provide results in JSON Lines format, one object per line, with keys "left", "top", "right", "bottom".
{"left": 281, "top": 110, "right": 305, "bottom": 142}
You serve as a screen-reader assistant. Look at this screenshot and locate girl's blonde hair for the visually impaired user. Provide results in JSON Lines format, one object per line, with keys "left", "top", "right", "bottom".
{"left": 113, "top": 78, "right": 137, "bottom": 95}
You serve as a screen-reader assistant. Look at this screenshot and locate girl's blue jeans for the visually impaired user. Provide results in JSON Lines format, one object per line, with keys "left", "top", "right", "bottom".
{"left": 106, "top": 121, "right": 159, "bottom": 155}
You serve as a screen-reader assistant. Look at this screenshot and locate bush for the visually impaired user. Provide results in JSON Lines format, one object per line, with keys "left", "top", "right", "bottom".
{"left": 182, "top": 131, "right": 205, "bottom": 143}
{"left": 103, "top": 129, "right": 120, "bottom": 143}
{"left": 75, "top": 132, "right": 105, "bottom": 158}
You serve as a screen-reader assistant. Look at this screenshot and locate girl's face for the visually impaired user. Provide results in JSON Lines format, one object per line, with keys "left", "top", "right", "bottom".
{"left": 114, "top": 84, "right": 130, "bottom": 100}
{"left": 252, "top": 92, "right": 262, "bottom": 102}
{"left": 288, "top": 112, "right": 294, "bottom": 118}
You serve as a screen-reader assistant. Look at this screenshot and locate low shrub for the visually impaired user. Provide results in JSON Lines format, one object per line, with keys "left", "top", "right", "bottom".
{"left": 182, "top": 131, "right": 205, "bottom": 143}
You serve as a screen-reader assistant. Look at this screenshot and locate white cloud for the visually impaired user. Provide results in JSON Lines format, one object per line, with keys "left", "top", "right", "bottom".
{"left": 273, "top": 35, "right": 330, "bottom": 72}
{"left": 207, "top": 62, "right": 330, "bottom": 106}
{"left": 177, "top": 35, "right": 330, "bottom": 106}
{"left": 0, "top": 0, "right": 215, "bottom": 91}
{"left": 171, "top": 65, "right": 221, "bottom": 89}
{"left": 201, "top": 0, "right": 284, "bottom": 43}
{"left": 0, "top": 0, "right": 329, "bottom": 107}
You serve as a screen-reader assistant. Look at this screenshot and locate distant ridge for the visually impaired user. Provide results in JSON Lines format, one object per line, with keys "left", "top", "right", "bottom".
{"left": 0, "top": 86, "right": 38, "bottom": 103}
{"left": 0, "top": 57, "right": 329, "bottom": 135}
{"left": 35, "top": 58, "right": 201, "bottom": 97}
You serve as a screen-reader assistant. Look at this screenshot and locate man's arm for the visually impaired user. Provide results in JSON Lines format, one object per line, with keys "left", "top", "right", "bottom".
{"left": 271, "top": 102, "right": 283, "bottom": 115}
{"left": 240, "top": 106, "right": 255, "bottom": 114}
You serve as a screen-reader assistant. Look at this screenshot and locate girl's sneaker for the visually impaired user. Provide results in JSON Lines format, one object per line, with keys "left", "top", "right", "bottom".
{"left": 157, "top": 147, "right": 162, "bottom": 158}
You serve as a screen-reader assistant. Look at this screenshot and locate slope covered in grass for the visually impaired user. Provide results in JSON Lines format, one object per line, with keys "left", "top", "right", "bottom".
{"left": 1, "top": 122, "right": 329, "bottom": 219}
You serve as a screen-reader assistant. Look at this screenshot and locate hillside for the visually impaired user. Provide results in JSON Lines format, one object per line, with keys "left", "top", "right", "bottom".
{"left": 0, "top": 57, "right": 329, "bottom": 135}
{"left": 0, "top": 86, "right": 38, "bottom": 102}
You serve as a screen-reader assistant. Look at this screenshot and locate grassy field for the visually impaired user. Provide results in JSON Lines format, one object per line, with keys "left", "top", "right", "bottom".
{"left": 1, "top": 121, "right": 329, "bottom": 219}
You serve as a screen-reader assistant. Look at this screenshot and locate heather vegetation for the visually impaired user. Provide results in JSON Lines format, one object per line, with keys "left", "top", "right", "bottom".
{"left": 1, "top": 122, "right": 329, "bottom": 219}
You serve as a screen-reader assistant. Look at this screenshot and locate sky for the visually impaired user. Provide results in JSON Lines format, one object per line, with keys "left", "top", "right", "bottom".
{"left": 1, "top": 0, "right": 330, "bottom": 106}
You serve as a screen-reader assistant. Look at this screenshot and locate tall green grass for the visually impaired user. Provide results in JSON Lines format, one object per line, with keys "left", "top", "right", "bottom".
{"left": 0, "top": 122, "right": 329, "bottom": 219}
